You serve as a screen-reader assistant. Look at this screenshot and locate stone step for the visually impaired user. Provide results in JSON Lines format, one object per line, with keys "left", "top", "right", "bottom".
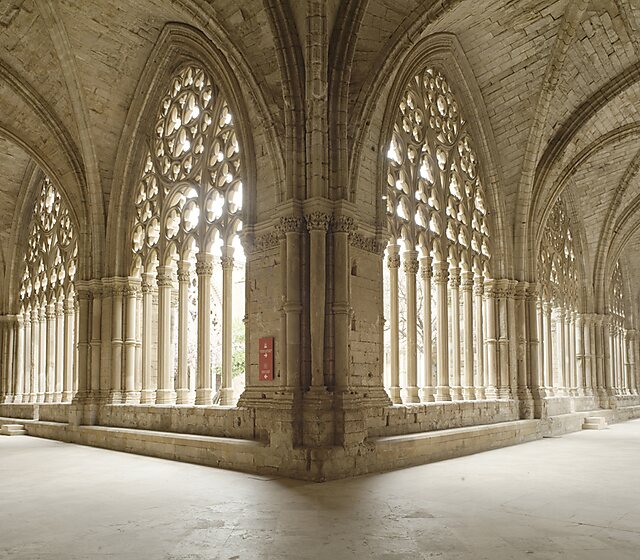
{"left": 1, "top": 423, "right": 27, "bottom": 436}
{"left": 583, "top": 416, "right": 607, "bottom": 430}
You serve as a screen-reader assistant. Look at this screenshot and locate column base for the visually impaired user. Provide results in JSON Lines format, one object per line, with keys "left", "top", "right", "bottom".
{"left": 175, "top": 389, "right": 194, "bottom": 405}
{"left": 53, "top": 393, "right": 62, "bottom": 403}
{"left": 485, "top": 386, "right": 498, "bottom": 400}
{"left": 155, "top": 389, "right": 176, "bottom": 405}
{"left": 388, "top": 386, "right": 402, "bottom": 405}
{"left": 498, "top": 387, "right": 512, "bottom": 400}
{"left": 435, "top": 386, "right": 451, "bottom": 401}
{"left": 44, "top": 392, "right": 55, "bottom": 403}
{"left": 37, "top": 393, "right": 45, "bottom": 403}
{"left": 124, "top": 391, "right": 141, "bottom": 405}
{"left": 218, "top": 387, "right": 235, "bottom": 406}
{"left": 418, "top": 387, "right": 434, "bottom": 402}
{"left": 140, "top": 389, "right": 157, "bottom": 404}
{"left": 11, "top": 395, "right": 22, "bottom": 404}
{"left": 450, "top": 386, "right": 463, "bottom": 401}
{"left": 462, "top": 387, "right": 475, "bottom": 401}
{"left": 474, "top": 387, "right": 486, "bottom": 400}
{"left": 195, "top": 388, "right": 213, "bottom": 406}
{"left": 109, "top": 391, "right": 123, "bottom": 404}
{"left": 403, "top": 386, "right": 420, "bottom": 403}
{"left": 61, "top": 391, "right": 74, "bottom": 403}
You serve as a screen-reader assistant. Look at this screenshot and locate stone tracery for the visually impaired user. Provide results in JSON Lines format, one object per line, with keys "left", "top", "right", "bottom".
{"left": 129, "top": 63, "right": 245, "bottom": 406}
{"left": 383, "top": 67, "right": 493, "bottom": 403}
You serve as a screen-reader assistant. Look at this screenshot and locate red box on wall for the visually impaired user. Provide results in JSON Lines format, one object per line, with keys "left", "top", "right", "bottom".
{"left": 259, "top": 337, "right": 274, "bottom": 381}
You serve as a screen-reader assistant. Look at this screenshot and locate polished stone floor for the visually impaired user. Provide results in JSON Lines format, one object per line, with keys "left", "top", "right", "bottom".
{"left": 1, "top": 420, "right": 640, "bottom": 560}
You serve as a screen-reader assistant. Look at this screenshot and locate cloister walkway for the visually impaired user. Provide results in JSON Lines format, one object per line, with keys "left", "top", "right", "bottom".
{"left": 1, "top": 420, "right": 639, "bottom": 559}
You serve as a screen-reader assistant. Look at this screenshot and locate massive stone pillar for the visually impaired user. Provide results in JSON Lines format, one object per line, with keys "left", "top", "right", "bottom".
{"left": 14, "top": 314, "right": 24, "bottom": 403}
{"left": 542, "top": 301, "right": 553, "bottom": 397}
{"left": 140, "top": 272, "right": 157, "bottom": 404}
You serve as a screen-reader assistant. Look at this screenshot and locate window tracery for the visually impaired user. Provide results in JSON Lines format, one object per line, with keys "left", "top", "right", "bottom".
{"left": 383, "top": 67, "right": 492, "bottom": 403}
{"left": 130, "top": 62, "right": 245, "bottom": 406}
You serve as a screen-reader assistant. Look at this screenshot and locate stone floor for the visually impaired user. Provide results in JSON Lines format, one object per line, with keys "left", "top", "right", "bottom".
{"left": 1, "top": 421, "right": 640, "bottom": 559}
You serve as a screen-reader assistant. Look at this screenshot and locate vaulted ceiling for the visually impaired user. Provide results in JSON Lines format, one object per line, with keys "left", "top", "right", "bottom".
{"left": 0, "top": 0, "right": 639, "bottom": 314}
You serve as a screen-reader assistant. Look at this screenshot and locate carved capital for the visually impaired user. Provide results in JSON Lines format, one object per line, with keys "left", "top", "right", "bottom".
{"left": 461, "top": 271, "right": 474, "bottom": 290}
{"left": 420, "top": 256, "right": 432, "bottom": 280}
{"left": 277, "top": 216, "right": 304, "bottom": 236}
{"left": 332, "top": 215, "right": 355, "bottom": 234}
{"left": 448, "top": 267, "right": 461, "bottom": 288}
{"left": 156, "top": 273, "right": 174, "bottom": 288}
{"left": 305, "top": 211, "right": 331, "bottom": 232}
{"left": 433, "top": 263, "right": 449, "bottom": 284}
{"left": 387, "top": 253, "right": 400, "bottom": 270}
{"left": 221, "top": 256, "right": 234, "bottom": 270}
{"left": 403, "top": 258, "right": 419, "bottom": 275}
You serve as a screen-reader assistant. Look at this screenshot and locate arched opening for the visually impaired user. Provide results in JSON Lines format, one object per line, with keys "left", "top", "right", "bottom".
{"left": 382, "top": 67, "right": 492, "bottom": 403}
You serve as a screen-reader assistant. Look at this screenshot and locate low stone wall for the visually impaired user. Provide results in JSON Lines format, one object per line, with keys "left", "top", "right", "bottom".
{"left": 367, "top": 400, "right": 519, "bottom": 437}
{"left": 543, "top": 395, "right": 600, "bottom": 416}
{"left": 39, "top": 404, "right": 71, "bottom": 423}
{"left": 97, "top": 405, "right": 257, "bottom": 440}
{"left": 0, "top": 404, "right": 36, "bottom": 420}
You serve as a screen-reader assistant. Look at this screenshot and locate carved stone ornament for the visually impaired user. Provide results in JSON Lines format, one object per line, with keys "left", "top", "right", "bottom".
{"left": 349, "top": 232, "right": 387, "bottom": 255}
{"left": 305, "top": 211, "right": 331, "bottom": 232}
{"left": 332, "top": 215, "right": 355, "bottom": 234}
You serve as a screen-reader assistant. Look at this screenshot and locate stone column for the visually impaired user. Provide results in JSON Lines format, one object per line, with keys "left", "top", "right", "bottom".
{"left": 38, "top": 303, "right": 47, "bottom": 402}
{"left": 484, "top": 280, "right": 498, "bottom": 399}
{"left": 474, "top": 273, "right": 485, "bottom": 399}
{"left": 542, "top": 301, "right": 553, "bottom": 397}
{"left": 14, "top": 314, "right": 24, "bottom": 403}
{"left": 54, "top": 300, "right": 64, "bottom": 402}
{"left": 135, "top": 288, "right": 143, "bottom": 395}
{"left": 528, "top": 287, "right": 544, "bottom": 403}
{"left": 387, "top": 243, "right": 401, "bottom": 403}
{"left": 420, "top": 255, "right": 434, "bottom": 402}
{"left": 100, "top": 282, "right": 113, "bottom": 399}
{"left": 575, "top": 313, "right": 585, "bottom": 396}
{"left": 515, "top": 283, "right": 532, "bottom": 407}
{"left": 140, "top": 272, "right": 157, "bottom": 404}
{"left": 195, "top": 254, "right": 214, "bottom": 405}
{"left": 0, "top": 320, "right": 6, "bottom": 400}
{"left": 449, "top": 267, "right": 462, "bottom": 400}
{"left": 461, "top": 271, "right": 475, "bottom": 400}
{"left": 110, "top": 283, "right": 124, "bottom": 403}
{"left": 554, "top": 306, "right": 566, "bottom": 396}
{"left": 583, "top": 314, "right": 593, "bottom": 396}
{"left": 3, "top": 317, "right": 15, "bottom": 403}
{"left": 176, "top": 260, "right": 191, "bottom": 404}
{"left": 219, "top": 246, "right": 235, "bottom": 406}
{"left": 24, "top": 310, "right": 32, "bottom": 401}
{"left": 30, "top": 307, "right": 40, "bottom": 402}
{"left": 332, "top": 216, "right": 354, "bottom": 393}
{"left": 124, "top": 279, "right": 140, "bottom": 404}
{"left": 434, "top": 260, "right": 451, "bottom": 401}
{"left": 603, "top": 318, "right": 615, "bottom": 399}
{"left": 75, "top": 286, "right": 91, "bottom": 400}
{"left": 496, "top": 280, "right": 512, "bottom": 399}
{"left": 628, "top": 329, "right": 638, "bottom": 395}
{"left": 403, "top": 250, "right": 420, "bottom": 403}
{"left": 281, "top": 216, "right": 303, "bottom": 391}
{"left": 306, "top": 212, "right": 330, "bottom": 391}
{"left": 89, "top": 284, "right": 102, "bottom": 400}
{"left": 62, "top": 296, "right": 75, "bottom": 402}
{"left": 156, "top": 266, "right": 176, "bottom": 405}
{"left": 567, "top": 310, "right": 575, "bottom": 396}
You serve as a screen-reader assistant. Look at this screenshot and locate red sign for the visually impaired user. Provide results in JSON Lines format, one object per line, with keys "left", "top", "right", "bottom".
{"left": 259, "top": 337, "right": 274, "bottom": 381}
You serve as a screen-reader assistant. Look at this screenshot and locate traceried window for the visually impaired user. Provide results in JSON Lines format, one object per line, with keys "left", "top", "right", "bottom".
{"left": 609, "top": 261, "right": 628, "bottom": 394}
{"left": 383, "top": 67, "right": 492, "bottom": 404}
{"left": 130, "top": 63, "right": 245, "bottom": 406}
{"left": 17, "top": 176, "right": 78, "bottom": 403}
{"left": 537, "top": 196, "right": 579, "bottom": 396}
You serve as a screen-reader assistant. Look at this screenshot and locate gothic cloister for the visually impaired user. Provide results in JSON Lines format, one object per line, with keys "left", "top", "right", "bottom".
{"left": 1, "top": 0, "right": 640, "bottom": 485}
